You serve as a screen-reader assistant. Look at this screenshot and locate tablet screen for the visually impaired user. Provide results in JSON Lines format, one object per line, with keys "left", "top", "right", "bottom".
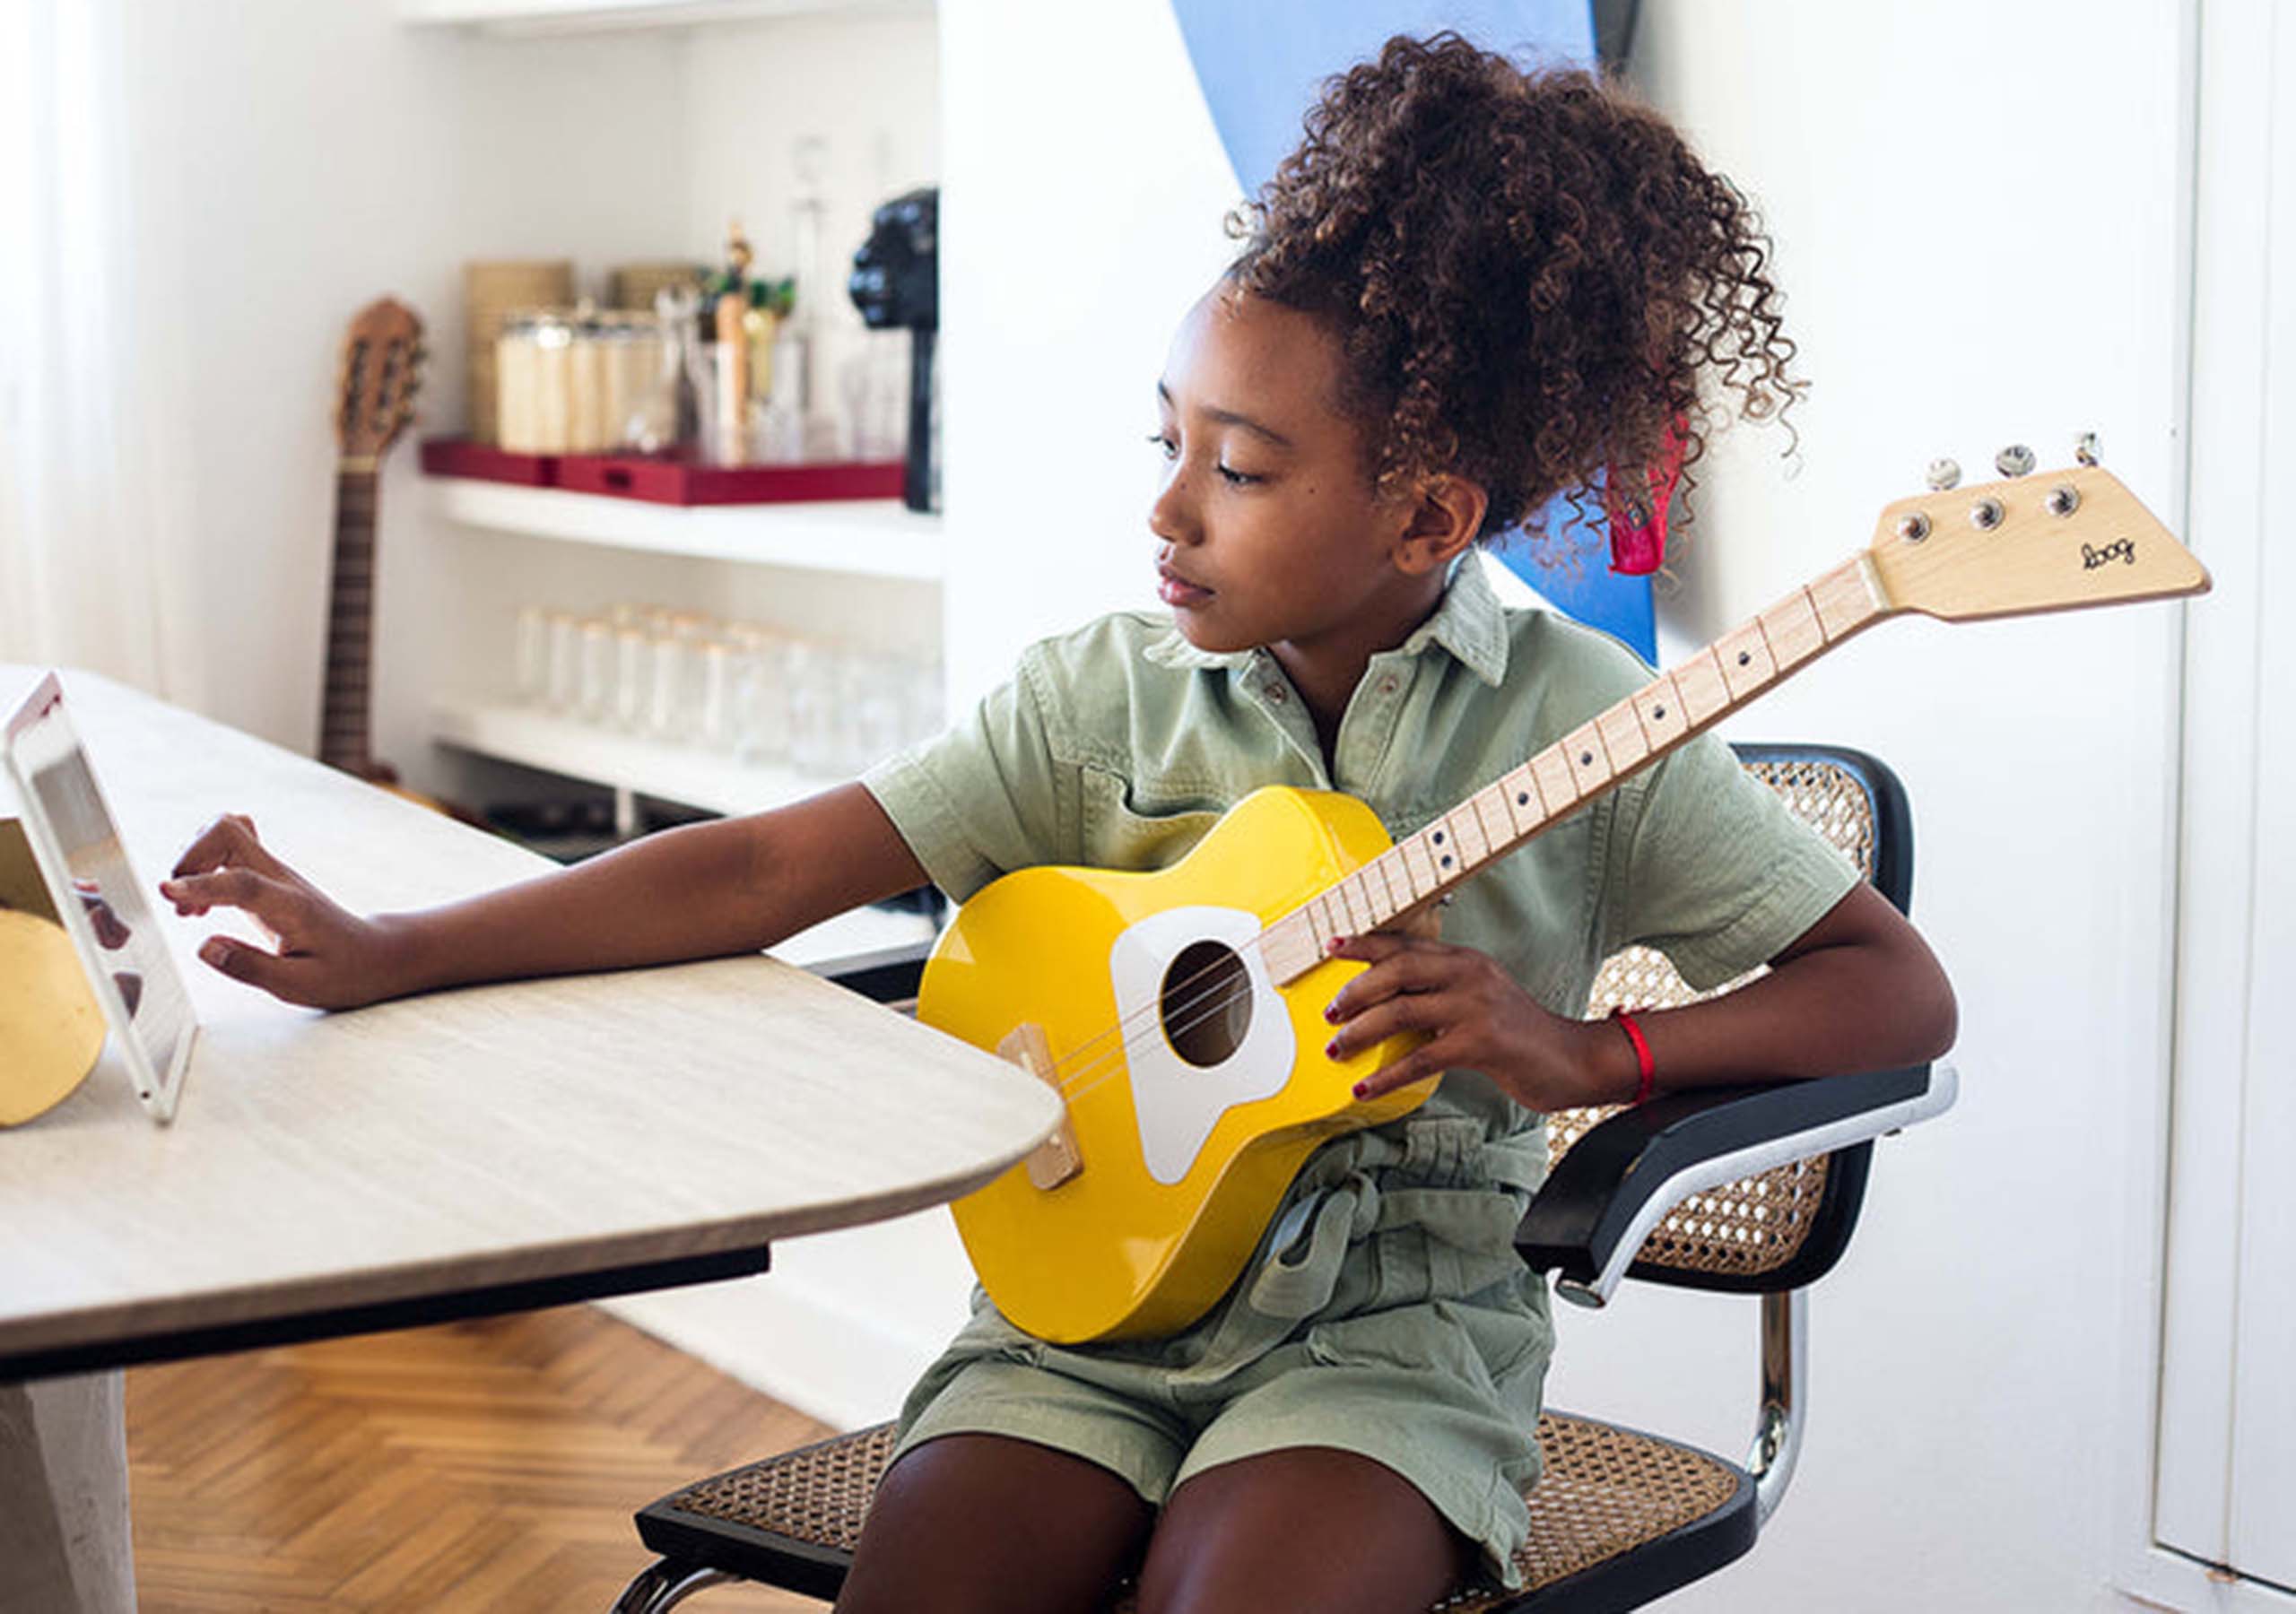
{"left": 4, "top": 673, "right": 197, "bottom": 1121}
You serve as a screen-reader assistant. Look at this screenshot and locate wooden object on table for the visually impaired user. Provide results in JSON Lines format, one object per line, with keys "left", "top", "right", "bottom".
{"left": 0, "top": 816, "right": 103, "bottom": 1125}
{"left": 465, "top": 260, "right": 572, "bottom": 445}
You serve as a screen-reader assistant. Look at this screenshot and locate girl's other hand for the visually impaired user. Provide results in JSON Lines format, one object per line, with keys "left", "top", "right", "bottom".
{"left": 161, "top": 813, "right": 406, "bottom": 1011}
{"left": 1322, "top": 931, "right": 1623, "bottom": 1113}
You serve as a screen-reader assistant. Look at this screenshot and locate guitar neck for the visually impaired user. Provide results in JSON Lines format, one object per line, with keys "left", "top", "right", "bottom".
{"left": 1259, "top": 551, "right": 1898, "bottom": 985}
{"left": 317, "top": 467, "right": 380, "bottom": 777}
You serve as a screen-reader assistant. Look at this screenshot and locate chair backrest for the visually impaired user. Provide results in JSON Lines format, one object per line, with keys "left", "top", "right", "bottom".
{"left": 1544, "top": 744, "right": 1913, "bottom": 1294}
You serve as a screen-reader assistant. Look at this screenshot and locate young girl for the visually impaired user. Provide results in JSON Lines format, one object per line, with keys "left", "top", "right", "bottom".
{"left": 165, "top": 35, "right": 1955, "bottom": 1614}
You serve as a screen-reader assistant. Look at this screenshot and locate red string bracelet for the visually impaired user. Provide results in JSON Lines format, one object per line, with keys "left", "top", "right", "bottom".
{"left": 1609, "top": 1007, "right": 1656, "bottom": 1105}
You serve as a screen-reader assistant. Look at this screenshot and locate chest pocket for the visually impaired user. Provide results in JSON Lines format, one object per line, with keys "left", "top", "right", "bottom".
{"left": 1078, "top": 768, "right": 1226, "bottom": 872}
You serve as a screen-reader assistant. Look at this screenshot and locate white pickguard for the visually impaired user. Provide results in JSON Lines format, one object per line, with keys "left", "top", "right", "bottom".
{"left": 1107, "top": 906, "right": 1296, "bottom": 1185}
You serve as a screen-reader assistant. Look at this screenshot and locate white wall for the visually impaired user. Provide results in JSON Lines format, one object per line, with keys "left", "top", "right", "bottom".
{"left": 122, "top": 3, "right": 691, "bottom": 766}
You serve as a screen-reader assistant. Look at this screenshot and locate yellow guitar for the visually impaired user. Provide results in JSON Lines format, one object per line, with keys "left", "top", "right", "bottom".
{"left": 920, "top": 456, "right": 2209, "bottom": 1343}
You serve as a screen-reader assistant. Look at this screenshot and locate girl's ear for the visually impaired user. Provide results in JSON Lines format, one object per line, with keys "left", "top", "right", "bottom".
{"left": 1392, "top": 474, "right": 1490, "bottom": 576}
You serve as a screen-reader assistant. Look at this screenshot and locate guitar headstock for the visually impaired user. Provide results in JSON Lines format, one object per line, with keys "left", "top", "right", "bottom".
{"left": 1866, "top": 444, "right": 2208, "bottom": 620}
{"left": 335, "top": 297, "right": 425, "bottom": 465}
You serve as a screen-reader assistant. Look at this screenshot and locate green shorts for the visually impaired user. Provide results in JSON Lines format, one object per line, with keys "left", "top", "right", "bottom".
{"left": 893, "top": 1114, "right": 1554, "bottom": 1591}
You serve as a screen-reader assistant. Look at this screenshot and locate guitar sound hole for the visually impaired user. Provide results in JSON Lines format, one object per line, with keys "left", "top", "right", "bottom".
{"left": 1161, "top": 941, "right": 1251, "bottom": 1068}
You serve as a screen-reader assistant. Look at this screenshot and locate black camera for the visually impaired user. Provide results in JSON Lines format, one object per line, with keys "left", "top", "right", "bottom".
{"left": 849, "top": 187, "right": 938, "bottom": 512}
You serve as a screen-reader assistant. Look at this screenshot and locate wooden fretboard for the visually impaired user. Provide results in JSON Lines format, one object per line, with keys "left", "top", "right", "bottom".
{"left": 317, "top": 466, "right": 384, "bottom": 779}
{"left": 1257, "top": 552, "right": 1895, "bottom": 985}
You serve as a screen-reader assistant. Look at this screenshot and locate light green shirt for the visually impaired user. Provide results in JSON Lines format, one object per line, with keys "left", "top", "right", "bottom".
{"left": 862, "top": 551, "right": 1858, "bottom": 1143}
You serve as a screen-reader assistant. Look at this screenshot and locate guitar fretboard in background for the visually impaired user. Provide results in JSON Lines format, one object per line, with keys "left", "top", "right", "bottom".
{"left": 317, "top": 467, "right": 379, "bottom": 777}
{"left": 1257, "top": 554, "right": 1892, "bottom": 985}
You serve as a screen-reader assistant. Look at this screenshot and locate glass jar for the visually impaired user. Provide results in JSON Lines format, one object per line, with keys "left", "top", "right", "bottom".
{"left": 513, "top": 605, "right": 549, "bottom": 706}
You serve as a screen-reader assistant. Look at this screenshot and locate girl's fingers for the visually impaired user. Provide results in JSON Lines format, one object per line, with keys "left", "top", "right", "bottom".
{"left": 160, "top": 867, "right": 297, "bottom": 939}
{"left": 1324, "top": 939, "right": 1460, "bottom": 1024}
{"left": 170, "top": 813, "right": 283, "bottom": 881}
{"left": 1325, "top": 987, "right": 1463, "bottom": 1063}
{"left": 196, "top": 935, "right": 316, "bottom": 1003}
{"left": 1352, "top": 1034, "right": 1457, "bottom": 1102}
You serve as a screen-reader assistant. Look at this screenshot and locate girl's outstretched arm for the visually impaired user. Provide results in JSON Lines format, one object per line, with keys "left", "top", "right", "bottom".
{"left": 161, "top": 783, "right": 928, "bottom": 1011}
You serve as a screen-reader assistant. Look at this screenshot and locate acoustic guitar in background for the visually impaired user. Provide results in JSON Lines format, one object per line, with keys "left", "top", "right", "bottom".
{"left": 321, "top": 298, "right": 468, "bottom": 820}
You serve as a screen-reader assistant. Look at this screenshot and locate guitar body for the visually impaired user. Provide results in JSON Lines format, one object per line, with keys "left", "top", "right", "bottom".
{"left": 921, "top": 785, "right": 1437, "bottom": 1344}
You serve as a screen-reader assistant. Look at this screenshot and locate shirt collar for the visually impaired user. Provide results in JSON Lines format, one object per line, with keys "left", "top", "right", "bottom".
{"left": 1144, "top": 550, "right": 1511, "bottom": 687}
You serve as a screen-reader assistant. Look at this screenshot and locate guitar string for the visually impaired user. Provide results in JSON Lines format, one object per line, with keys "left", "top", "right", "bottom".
{"left": 1042, "top": 851, "right": 1461, "bottom": 1104}
{"left": 1039, "top": 855, "right": 1429, "bottom": 1098}
{"left": 1038, "top": 826, "right": 1513, "bottom": 1104}
{"left": 1024, "top": 777, "right": 1561, "bottom": 1095}
{"left": 1029, "top": 782, "right": 1555, "bottom": 1099}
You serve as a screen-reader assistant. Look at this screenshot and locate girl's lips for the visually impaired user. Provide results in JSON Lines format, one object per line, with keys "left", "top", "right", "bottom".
{"left": 1158, "top": 570, "right": 1213, "bottom": 608}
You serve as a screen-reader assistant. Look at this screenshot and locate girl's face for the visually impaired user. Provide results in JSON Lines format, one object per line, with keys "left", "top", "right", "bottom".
{"left": 1149, "top": 286, "right": 1456, "bottom": 673}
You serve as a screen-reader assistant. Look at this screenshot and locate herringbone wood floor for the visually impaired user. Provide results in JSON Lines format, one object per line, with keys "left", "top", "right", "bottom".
{"left": 126, "top": 1306, "right": 839, "bottom": 1612}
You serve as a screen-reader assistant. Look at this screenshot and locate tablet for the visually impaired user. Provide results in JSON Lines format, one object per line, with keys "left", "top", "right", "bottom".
{"left": 3, "top": 672, "right": 198, "bottom": 1122}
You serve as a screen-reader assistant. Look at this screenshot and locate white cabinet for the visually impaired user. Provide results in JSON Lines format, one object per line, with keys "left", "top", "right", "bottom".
{"left": 424, "top": 479, "right": 944, "bottom": 819}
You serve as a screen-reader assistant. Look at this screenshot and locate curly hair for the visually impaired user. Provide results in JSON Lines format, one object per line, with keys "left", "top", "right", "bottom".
{"left": 1226, "top": 32, "right": 1801, "bottom": 548}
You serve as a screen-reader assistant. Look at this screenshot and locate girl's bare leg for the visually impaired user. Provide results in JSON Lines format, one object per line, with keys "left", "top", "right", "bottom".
{"left": 835, "top": 1433, "right": 1155, "bottom": 1614}
{"left": 1134, "top": 1446, "right": 1473, "bottom": 1614}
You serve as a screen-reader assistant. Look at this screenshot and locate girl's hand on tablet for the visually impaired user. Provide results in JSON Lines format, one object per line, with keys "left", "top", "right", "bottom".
{"left": 162, "top": 814, "right": 408, "bottom": 1010}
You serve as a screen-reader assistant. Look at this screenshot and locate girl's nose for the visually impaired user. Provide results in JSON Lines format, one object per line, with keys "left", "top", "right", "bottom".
{"left": 1149, "top": 474, "right": 1197, "bottom": 547}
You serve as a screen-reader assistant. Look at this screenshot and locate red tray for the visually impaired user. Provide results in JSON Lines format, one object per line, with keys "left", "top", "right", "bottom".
{"left": 420, "top": 438, "right": 904, "bottom": 507}
{"left": 419, "top": 438, "right": 558, "bottom": 485}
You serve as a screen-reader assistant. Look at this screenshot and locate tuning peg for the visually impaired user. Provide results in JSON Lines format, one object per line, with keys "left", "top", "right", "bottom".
{"left": 1995, "top": 444, "right": 2035, "bottom": 477}
{"left": 1926, "top": 457, "right": 1961, "bottom": 491}
{"left": 2074, "top": 431, "right": 2100, "bottom": 466}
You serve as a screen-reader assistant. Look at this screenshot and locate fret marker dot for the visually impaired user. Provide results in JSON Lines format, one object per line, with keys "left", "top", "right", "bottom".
{"left": 1517, "top": 792, "right": 1530, "bottom": 806}
{"left": 1737, "top": 651, "right": 1752, "bottom": 666}
{"left": 1580, "top": 751, "right": 1594, "bottom": 767}
{"left": 1653, "top": 707, "right": 1666, "bottom": 720}
{"left": 1440, "top": 855, "right": 1453, "bottom": 869}
{"left": 1432, "top": 831, "right": 1445, "bottom": 845}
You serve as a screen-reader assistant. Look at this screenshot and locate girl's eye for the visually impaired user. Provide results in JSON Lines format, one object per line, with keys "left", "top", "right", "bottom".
{"left": 1146, "top": 431, "right": 1257, "bottom": 486}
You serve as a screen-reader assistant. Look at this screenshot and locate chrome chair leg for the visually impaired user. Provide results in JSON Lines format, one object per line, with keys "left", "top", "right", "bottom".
{"left": 1746, "top": 1287, "right": 1807, "bottom": 1524}
{"left": 608, "top": 1558, "right": 739, "bottom": 1613}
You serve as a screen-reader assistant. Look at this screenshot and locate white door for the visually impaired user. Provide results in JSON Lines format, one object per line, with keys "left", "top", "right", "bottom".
{"left": 2153, "top": 0, "right": 2296, "bottom": 1590}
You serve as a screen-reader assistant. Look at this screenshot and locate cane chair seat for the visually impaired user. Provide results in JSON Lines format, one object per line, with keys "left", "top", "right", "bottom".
{"left": 632, "top": 1411, "right": 1752, "bottom": 1612}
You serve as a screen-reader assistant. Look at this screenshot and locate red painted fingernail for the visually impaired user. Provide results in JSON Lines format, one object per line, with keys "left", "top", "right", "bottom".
{"left": 1323, "top": 1002, "right": 1339, "bottom": 1022}
{"left": 1325, "top": 1039, "right": 1340, "bottom": 1060}
{"left": 1352, "top": 1082, "right": 1370, "bottom": 1099}
{"left": 1326, "top": 936, "right": 1347, "bottom": 953}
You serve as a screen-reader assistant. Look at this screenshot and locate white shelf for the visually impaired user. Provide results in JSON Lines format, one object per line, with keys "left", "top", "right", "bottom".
{"left": 428, "top": 478, "right": 944, "bottom": 581}
{"left": 400, "top": 0, "right": 929, "bottom": 35}
{"left": 431, "top": 695, "right": 848, "bottom": 819}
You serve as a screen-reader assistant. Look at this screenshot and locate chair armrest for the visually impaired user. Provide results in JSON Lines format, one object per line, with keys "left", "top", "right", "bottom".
{"left": 1518, "top": 1063, "right": 1959, "bottom": 1307}
{"left": 807, "top": 939, "right": 933, "bottom": 1006}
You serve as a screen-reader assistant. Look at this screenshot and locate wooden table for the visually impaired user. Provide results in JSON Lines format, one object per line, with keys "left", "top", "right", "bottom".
{"left": 0, "top": 667, "right": 1057, "bottom": 1611}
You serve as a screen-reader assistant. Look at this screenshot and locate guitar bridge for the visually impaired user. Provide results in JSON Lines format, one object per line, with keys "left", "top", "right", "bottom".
{"left": 998, "top": 1023, "right": 1083, "bottom": 1190}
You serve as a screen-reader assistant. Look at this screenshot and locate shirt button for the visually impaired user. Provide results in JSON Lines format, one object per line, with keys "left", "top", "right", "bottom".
{"left": 1378, "top": 676, "right": 1399, "bottom": 695}
{"left": 1265, "top": 685, "right": 1286, "bottom": 703}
